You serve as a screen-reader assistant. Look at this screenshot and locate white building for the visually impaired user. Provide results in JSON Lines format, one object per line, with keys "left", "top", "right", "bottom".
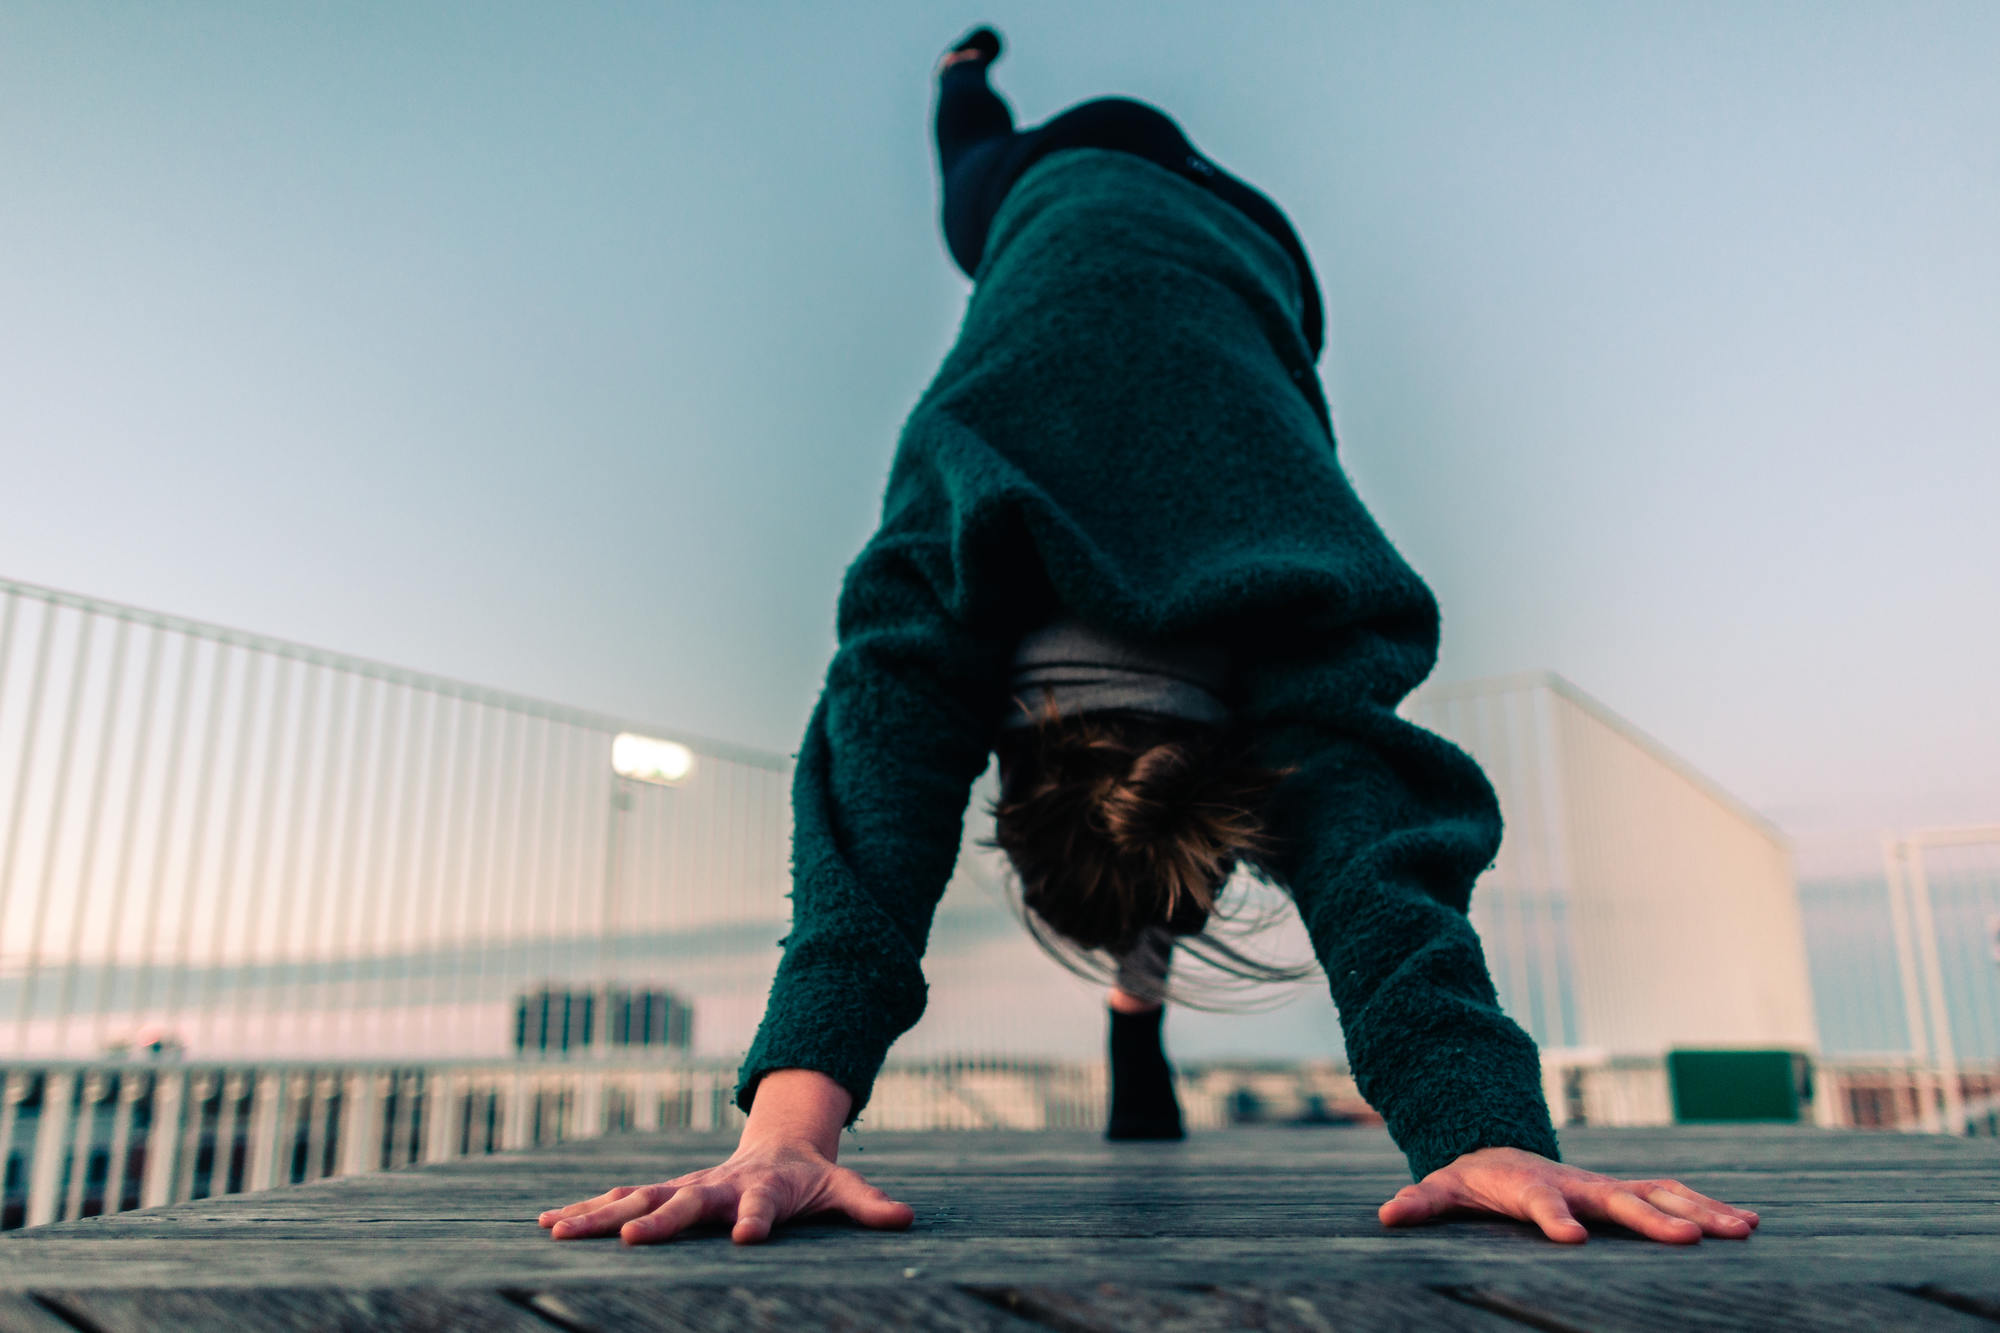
{"left": 1403, "top": 672, "right": 1819, "bottom": 1063}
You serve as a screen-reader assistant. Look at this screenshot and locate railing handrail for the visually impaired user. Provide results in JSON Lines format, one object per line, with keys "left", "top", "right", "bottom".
{"left": 0, "top": 575, "right": 790, "bottom": 773}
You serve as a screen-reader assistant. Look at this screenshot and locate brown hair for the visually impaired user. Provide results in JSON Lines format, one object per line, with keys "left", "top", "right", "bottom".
{"left": 981, "top": 694, "right": 1318, "bottom": 1008}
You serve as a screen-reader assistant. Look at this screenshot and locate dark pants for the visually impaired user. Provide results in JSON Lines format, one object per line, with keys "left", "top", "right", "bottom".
{"left": 934, "top": 62, "right": 1324, "bottom": 360}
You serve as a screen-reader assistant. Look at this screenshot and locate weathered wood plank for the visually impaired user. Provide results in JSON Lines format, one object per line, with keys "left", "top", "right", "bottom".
{"left": 0, "top": 1293, "right": 76, "bottom": 1332}
{"left": 3, "top": 1126, "right": 1996, "bottom": 1300}
{"left": 529, "top": 1282, "right": 1046, "bottom": 1332}
{"left": 962, "top": 1282, "right": 1523, "bottom": 1332}
{"left": 1443, "top": 1280, "right": 1994, "bottom": 1332}
{"left": 33, "top": 1286, "right": 551, "bottom": 1333}
{"left": 1904, "top": 1284, "right": 2000, "bottom": 1323}
{"left": 7, "top": 1233, "right": 2000, "bottom": 1292}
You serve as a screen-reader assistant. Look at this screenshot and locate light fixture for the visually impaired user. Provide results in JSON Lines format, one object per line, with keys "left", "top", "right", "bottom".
{"left": 610, "top": 732, "right": 696, "bottom": 786}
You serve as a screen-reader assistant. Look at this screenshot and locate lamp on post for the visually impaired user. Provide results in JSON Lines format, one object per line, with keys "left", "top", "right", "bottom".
{"left": 597, "top": 733, "right": 697, "bottom": 1053}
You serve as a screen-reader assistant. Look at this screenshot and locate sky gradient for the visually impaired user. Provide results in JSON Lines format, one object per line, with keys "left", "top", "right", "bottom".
{"left": 5, "top": 1, "right": 1996, "bottom": 877}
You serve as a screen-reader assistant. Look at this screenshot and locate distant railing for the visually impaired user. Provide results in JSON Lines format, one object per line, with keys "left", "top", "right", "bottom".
{"left": 4, "top": 1048, "right": 1990, "bottom": 1231}
{"left": 0, "top": 576, "right": 792, "bottom": 1065}
{"left": 0, "top": 1054, "right": 1378, "bottom": 1229}
{"left": 1882, "top": 827, "right": 2000, "bottom": 1134}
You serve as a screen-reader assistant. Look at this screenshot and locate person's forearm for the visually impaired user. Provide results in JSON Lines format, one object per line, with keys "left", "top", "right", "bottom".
{"left": 740, "top": 1067, "right": 852, "bottom": 1159}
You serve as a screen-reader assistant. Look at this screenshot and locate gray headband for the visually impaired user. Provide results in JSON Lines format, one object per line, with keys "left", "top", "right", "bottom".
{"left": 1003, "top": 616, "right": 1230, "bottom": 729}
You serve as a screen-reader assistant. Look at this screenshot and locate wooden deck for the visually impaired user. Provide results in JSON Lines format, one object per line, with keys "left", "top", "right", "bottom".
{"left": 0, "top": 1125, "right": 1995, "bottom": 1330}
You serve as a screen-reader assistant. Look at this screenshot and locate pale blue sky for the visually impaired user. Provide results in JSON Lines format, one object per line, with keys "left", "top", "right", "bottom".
{"left": 5, "top": 1, "right": 1995, "bottom": 875}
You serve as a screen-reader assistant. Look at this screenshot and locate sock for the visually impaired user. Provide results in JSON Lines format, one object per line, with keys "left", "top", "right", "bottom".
{"left": 1106, "top": 1003, "right": 1185, "bottom": 1140}
{"left": 946, "top": 26, "right": 1003, "bottom": 64}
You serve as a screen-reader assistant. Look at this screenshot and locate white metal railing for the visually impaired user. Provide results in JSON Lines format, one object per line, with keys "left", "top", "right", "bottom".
{"left": 0, "top": 576, "right": 792, "bottom": 1066}
{"left": 1883, "top": 826, "right": 2000, "bottom": 1134}
{"left": 0, "top": 1055, "right": 1372, "bottom": 1228}
{"left": 0, "top": 1056, "right": 1106, "bottom": 1228}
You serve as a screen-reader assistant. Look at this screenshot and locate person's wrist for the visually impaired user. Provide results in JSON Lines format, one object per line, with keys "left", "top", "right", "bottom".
{"left": 740, "top": 1067, "right": 852, "bottom": 1159}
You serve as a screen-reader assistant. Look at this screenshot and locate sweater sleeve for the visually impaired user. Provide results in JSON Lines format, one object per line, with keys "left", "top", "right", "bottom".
{"left": 1242, "top": 645, "right": 1561, "bottom": 1181}
{"left": 734, "top": 515, "right": 1007, "bottom": 1127}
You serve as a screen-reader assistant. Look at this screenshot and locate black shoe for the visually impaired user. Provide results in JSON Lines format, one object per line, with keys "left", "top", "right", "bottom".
{"left": 944, "top": 25, "right": 1003, "bottom": 65}
{"left": 1105, "top": 1004, "right": 1186, "bottom": 1141}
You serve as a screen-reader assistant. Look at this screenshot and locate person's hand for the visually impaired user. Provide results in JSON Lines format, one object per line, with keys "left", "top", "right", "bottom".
{"left": 1378, "top": 1146, "right": 1760, "bottom": 1244}
{"left": 537, "top": 1138, "right": 915, "bottom": 1245}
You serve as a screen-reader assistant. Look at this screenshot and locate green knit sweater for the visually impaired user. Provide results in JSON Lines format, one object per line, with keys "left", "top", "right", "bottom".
{"left": 735, "top": 148, "right": 1558, "bottom": 1180}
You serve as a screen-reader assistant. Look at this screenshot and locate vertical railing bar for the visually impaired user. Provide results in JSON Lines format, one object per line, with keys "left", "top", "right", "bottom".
{"left": 0, "top": 1072, "right": 20, "bottom": 1205}
{"left": 705, "top": 764, "right": 726, "bottom": 1029}
{"left": 300, "top": 1073, "right": 326, "bottom": 1183}
{"left": 387, "top": 687, "right": 438, "bottom": 1055}
{"left": 547, "top": 723, "right": 586, "bottom": 1003}
{"left": 159, "top": 641, "right": 237, "bottom": 1035}
{"left": 574, "top": 731, "right": 604, "bottom": 1000}
{"left": 0, "top": 590, "right": 23, "bottom": 728}
{"left": 415, "top": 694, "right": 463, "bottom": 1055}
{"left": 652, "top": 768, "right": 676, "bottom": 1048}
{"left": 359, "top": 684, "right": 415, "bottom": 1052}
{"left": 281, "top": 1072, "right": 307, "bottom": 1184}
{"left": 231, "top": 655, "right": 297, "bottom": 1055}
{"left": 433, "top": 698, "right": 483, "bottom": 1055}
{"left": 101, "top": 1070, "right": 140, "bottom": 1215}
{"left": 58, "top": 1072, "right": 98, "bottom": 1220}
{"left": 126, "top": 632, "right": 202, "bottom": 1035}
{"left": 1905, "top": 843, "right": 1965, "bottom": 1132}
{"left": 498, "top": 712, "right": 550, "bottom": 1066}
{"left": 1517, "top": 688, "right": 1566, "bottom": 1046}
{"left": 330, "top": 677, "right": 396, "bottom": 1052}
{"left": 299, "top": 672, "right": 360, "bottom": 1056}
{"left": 430, "top": 688, "right": 472, "bottom": 1056}
{"left": 708, "top": 759, "right": 727, "bottom": 1020}
{"left": 265, "top": 667, "right": 332, "bottom": 1053}
{"left": 195, "top": 651, "right": 269, "bottom": 1054}
{"left": 747, "top": 761, "right": 765, "bottom": 915}
{"left": 743, "top": 764, "right": 759, "bottom": 929}
{"left": 211, "top": 1071, "right": 245, "bottom": 1197}
{"left": 659, "top": 745, "right": 680, "bottom": 968}
{"left": 595, "top": 769, "right": 625, "bottom": 1049}
{"left": 508, "top": 713, "right": 553, "bottom": 1061}
{"left": 1967, "top": 847, "right": 2000, "bottom": 1069}
{"left": 0, "top": 599, "right": 61, "bottom": 973}
{"left": 52, "top": 616, "right": 133, "bottom": 1054}
{"left": 641, "top": 765, "right": 667, "bottom": 978}
{"left": 472, "top": 705, "right": 524, "bottom": 1059}
{"left": 160, "top": 640, "right": 238, "bottom": 1040}
{"left": 314, "top": 673, "right": 377, "bottom": 1057}
{"left": 13, "top": 611, "right": 100, "bottom": 1049}
{"left": 391, "top": 1069, "right": 417, "bottom": 1167}
{"left": 450, "top": 700, "right": 492, "bottom": 1056}
{"left": 83, "top": 625, "right": 166, "bottom": 1052}
{"left": 727, "top": 756, "right": 745, "bottom": 976}
{"left": 1530, "top": 683, "right": 1581, "bottom": 1049}
{"left": 1884, "top": 838, "right": 1936, "bottom": 1130}
{"left": 169, "top": 1070, "right": 206, "bottom": 1204}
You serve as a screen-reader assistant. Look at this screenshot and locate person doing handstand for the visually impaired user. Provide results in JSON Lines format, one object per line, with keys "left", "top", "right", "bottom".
{"left": 540, "top": 27, "right": 1760, "bottom": 1249}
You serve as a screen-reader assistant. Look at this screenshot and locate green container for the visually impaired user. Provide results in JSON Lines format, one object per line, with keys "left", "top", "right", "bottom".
{"left": 1667, "top": 1049, "right": 1804, "bottom": 1123}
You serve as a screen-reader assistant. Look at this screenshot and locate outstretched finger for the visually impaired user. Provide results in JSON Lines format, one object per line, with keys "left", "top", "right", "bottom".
{"left": 826, "top": 1169, "right": 916, "bottom": 1231}
{"left": 1595, "top": 1187, "right": 1702, "bottom": 1244}
{"left": 1657, "top": 1180, "right": 1760, "bottom": 1227}
{"left": 1520, "top": 1183, "right": 1588, "bottom": 1244}
{"left": 732, "top": 1187, "right": 782, "bottom": 1245}
{"left": 1377, "top": 1180, "right": 1453, "bottom": 1228}
{"left": 539, "top": 1184, "right": 639, "bottom": 1228}
{"left": 621, "top": 1185, "right": 715, "bottom": 1246}
{"left": 1645, "top": 1188, "right": 1752, "bottom": 1238}
{"left": 550, "top": 1185, "right": 667, "bottom": 1240}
